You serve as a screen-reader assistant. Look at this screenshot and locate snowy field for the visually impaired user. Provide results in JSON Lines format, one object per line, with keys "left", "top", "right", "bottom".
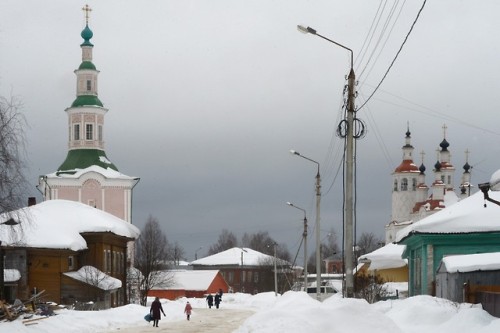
{"left": 2, "top": 291, "right": 500, "bottom": 332}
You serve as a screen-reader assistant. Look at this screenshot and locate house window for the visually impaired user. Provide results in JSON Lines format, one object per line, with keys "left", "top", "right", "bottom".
{"left": 74, "top": 124, "right": 80, "bottom": 140}
{"left": 86, "top": 80, "right": 92, "bottom": 91}
{"left": 68, "top": 256, "right": 74, "bottom": 270}
{"left": 393, "top": 180, "right": 398, "bottom": 191}
{"left": 86, "top": 124, "right": 93, "bottom": 140}
{"left": 227, "top": 271, "right": 234, "bottom": 283}
{"left": 401, "top": 178, "right": 408, "bottom": 191}
{"left": 247, "top": 271, "right": 252, "bottom": 282}
{"left": 241, "top": 270, "right": 246, "bottom": 282}
{"left": 253, "top": 272, "right": 259, "bottom": 283}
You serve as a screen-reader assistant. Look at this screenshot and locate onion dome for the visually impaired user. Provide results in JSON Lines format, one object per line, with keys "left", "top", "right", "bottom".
{"left": 440, "top": 138, "right": 449, "bottom": 151}
{"left": 434, "top": 160, "right": 441, "bottom": 171}
{"left": 80, "top": 24, "right": 94, "bottom": 47}
{"left": 419, "top": 163, "right": 426, "bottom": 174}
{"left": 463, "top": 161, "right": 471, "bottom": 173}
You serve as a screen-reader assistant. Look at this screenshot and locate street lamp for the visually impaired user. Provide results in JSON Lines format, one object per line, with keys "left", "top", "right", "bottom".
{"left": 297, "top": 25, "right": 356, "bottom": 298}
{"left": 1, "top": 218, "right": 19, "bottom": 301}
{"left": 289, "top": 149, "right": 321, "bottom": 300}
{"left": 286, "top": 202, "right": 308, "bottom": 290}
{"left": 195, "top": 247, "right": 203, "bottom": 260}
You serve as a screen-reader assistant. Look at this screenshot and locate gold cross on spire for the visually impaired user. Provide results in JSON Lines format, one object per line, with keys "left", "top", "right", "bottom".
{"left": 442, "top": 123, "right": 448, "bottom": 139}
{"left": 82, "top": 4, "right": 92, "bottom": 25}
{"left": 465, "top": 148, "right": 470, "bottom": 163}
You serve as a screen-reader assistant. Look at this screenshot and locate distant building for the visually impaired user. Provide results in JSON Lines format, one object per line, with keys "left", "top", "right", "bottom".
{"left": 190, "top": 247, "right": 291, "bottom": 294}
{"left": 148, "top": 270, "right": 229, "bottom": 300}
{"left": 386, "top": 125, "right": 473, "bottom": 243}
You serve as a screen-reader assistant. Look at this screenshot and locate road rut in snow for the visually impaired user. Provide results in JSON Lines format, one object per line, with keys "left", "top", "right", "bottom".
{"left": 102, "top": 308, "right": 254, "bottom": 333}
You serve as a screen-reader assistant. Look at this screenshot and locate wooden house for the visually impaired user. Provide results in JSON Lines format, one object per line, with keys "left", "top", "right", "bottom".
{"left": 396, "top": 190, "right": 500, "bottom": 297}
{"left": 357, "top": 243, "right": 408, "bottom": 283}
{"left": 0, "top": 200, "right": 139, "bottom": 307}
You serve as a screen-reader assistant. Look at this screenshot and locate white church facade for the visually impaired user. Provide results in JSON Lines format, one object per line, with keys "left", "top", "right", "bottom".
{"left": 385, "top": 126, "right": 473, "bottom": 243}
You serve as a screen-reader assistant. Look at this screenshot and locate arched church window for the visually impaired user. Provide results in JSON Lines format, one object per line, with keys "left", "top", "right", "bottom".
{"left": 393, "top": 180, "right": 398, "bottom": 191}
{"left": 401, "top": 178, "right": 408, "bottom": 191}
{"left": 412, "top": 178, "right": 417, "bottom": 191}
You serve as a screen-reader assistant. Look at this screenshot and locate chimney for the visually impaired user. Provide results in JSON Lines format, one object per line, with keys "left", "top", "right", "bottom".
{"left": 28, "top": 197, "right": 36, "bottom": 206}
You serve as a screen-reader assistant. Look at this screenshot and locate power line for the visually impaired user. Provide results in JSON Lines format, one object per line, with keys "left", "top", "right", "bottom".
{"left": 358, "top": 0, "right": 428, "bottom": 112}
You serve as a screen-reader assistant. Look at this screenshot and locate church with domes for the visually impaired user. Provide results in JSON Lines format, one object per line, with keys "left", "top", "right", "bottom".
{"left": 37, "top": 9, "right": 140, "bottom": 255}
{"left": 385, "top": 125, "right": 473, "bottom": 243}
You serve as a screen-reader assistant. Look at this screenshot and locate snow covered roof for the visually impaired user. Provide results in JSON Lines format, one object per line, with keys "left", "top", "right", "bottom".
{"left": 48, "top": 164, "right": 137, "bottom": 180}
{"left": 440, "top": 252, "right": 500, "bottom": 273}
{"left": 154, "top": 270, "right": 223, "bottom": 291}
{"left": 191, "top": 247, "right": 278, "bottom": 266}
{"left": 358, "top": 243, "right": 407, "bottom": 270}
{"left": 0, "top": 199, "right": 140, "bottom": 251}
{"left": 396, "top": 190, "right": 500, "bottom": 242}
{"left": 64, "top": 266, "right": 122, "bottom": 290}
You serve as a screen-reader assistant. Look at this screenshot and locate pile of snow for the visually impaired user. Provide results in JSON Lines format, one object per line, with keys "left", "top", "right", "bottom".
{"left": 2, "top": 292, "right": 500, "bottom": 332}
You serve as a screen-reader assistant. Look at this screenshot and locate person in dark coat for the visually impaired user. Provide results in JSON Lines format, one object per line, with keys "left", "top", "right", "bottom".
{"left": 214, "top": 293, "right": 221, "bottom": 309}
{"left": 206, "top": 294, "right": 214, "bottom": 308}
{"left": 150, "top": 297, "right": 165, "bottom": 327}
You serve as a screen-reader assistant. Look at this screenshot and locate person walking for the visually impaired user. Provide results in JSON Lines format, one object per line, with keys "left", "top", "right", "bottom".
{"left": 184, "top": 301, "right": 193, "bottom": 321}
{"left": 150, "top": 297, "right": 166, "bottom": 328}
{"left": 214, "top": 293, "right": 221, "bottom": 309}
{"left": 206, "top": 294, "right": 214, "bottom": 309}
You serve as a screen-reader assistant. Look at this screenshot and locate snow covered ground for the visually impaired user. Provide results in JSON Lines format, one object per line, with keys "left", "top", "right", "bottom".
{"left": 2, "top": 292, "right": 500, "bottom": 332}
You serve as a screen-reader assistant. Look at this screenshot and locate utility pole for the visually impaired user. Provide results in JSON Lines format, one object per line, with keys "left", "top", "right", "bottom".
{"left": 345, "top": 67, "right": 356, "bottom": 297}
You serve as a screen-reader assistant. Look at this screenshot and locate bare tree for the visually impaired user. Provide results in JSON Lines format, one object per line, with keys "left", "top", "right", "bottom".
{"left": 134, "top": 215, "right": 173, "bottom": 306}
{"left": 169, "top": 241, "right": 185, "bottom": 265}
{"left": 0, "top": 96, "right": 28, "bottom": 215}
{"left": 356, "top": 232, "right": 384, "bottom": 256}
{"left": 242, "top": 231, "right": 291, "bottom": 261}
{"left": 207, "top": 229, "right": 238, "bottom": 255}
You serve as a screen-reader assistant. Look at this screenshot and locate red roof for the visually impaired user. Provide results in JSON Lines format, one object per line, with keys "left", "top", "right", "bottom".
{"left": 394, "top": 160, "right": 419, "bottom": 173}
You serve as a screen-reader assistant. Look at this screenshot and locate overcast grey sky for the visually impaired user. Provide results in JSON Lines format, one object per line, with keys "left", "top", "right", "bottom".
{"left": 1, "top": 0, "right": 500, "bottom": 261}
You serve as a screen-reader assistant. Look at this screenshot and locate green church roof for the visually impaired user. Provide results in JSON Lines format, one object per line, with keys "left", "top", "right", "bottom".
{"left": 71, "top": 95, "right": 103, "bottom": 107}
{"left": 57, "top": 149, "right": 118, "bottom": 175}
{"left": 78, "top": 61, "right": 96, "bottom": 70}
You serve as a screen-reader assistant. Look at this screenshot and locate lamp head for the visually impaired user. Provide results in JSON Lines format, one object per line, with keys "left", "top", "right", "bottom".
{"left": 289, "top": 149, "right": 300, "bottom": 156}
{"left": 286, "top": 202, "right": 293, "bottom": 206}
{"left": 297, "top": 25, "right": 316, "bottom": 35}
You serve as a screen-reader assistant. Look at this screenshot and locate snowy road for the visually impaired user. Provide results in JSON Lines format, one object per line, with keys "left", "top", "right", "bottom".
{"left": 101, "top": 308, "right": 255, "bottom": 333}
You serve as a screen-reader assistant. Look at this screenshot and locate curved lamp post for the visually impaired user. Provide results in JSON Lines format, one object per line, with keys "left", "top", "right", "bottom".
{"left": 297, "top": 25, "right": 356, "bottom": 297}
{"left": 290, "top": 149, "right": 321, "bottom": 300}
{"left": 287, "top": 202, "right": 308, "bottom": 289}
